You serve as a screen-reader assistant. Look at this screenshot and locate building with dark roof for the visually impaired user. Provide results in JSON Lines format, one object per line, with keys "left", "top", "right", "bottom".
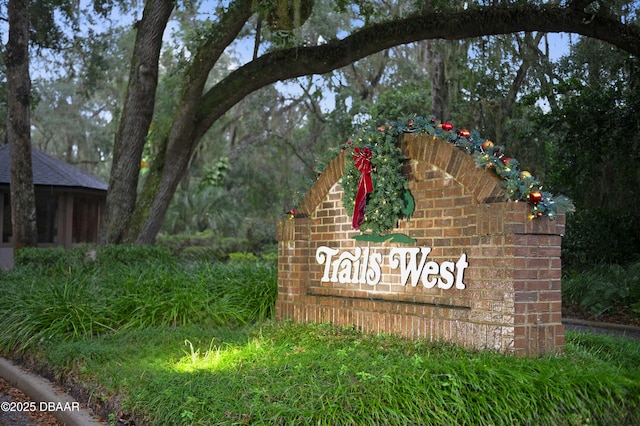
{"left": 0, "top": 145, "right": 108, "bottom": 268}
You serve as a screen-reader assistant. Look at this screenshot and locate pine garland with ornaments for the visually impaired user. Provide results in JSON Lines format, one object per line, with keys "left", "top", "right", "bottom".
{"left": 293, "top": 115, "right": 574, "bottom": 233}
{"left": 347, "top": 115, "right": 574, "bottom": 230}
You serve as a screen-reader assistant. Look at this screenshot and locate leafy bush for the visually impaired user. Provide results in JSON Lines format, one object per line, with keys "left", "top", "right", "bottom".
{"left": 242, "top": 218, "right": 277, "bottom": 253}
{"left": 260, "top": 249, "right": 279, "bottom": 265}
{"left": 157, "top": 231, "right": 251, "bottom": 262}
{"left": 14, "top": 246, "right": 89, "bottom": 270}
{"left": 179, "top": 246, "right": 222, "bottom": 262}
{"left": 157, "top": 230, "right": 218, "bottom": 252}
{"left": 563, "top": 261, "right": 640, "bottom": 318}
{"left": 96, "top": 244, "right": 174, "bottom": 266}
{"left": 228, "top": 252, "right": 258, "bottom": 263}
{"left": 0, "top": 249, "right": 277, "bottom": 354}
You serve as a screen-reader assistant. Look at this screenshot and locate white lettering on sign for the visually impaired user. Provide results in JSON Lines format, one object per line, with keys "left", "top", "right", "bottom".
{"left": 316, "top": 246, "right": 382, "bottom": 285}
{"left": 316, "top": 246, "right": 468, "bottom": 289}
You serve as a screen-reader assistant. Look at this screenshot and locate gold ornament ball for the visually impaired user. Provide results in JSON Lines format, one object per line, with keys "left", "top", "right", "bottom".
{"left": 481, "top": 140, "right": 494, "bottom": 151}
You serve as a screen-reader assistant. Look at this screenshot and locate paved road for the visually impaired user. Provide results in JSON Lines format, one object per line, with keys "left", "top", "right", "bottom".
{"left": 0, "top": 358, "right": 105, "bottom": 426}
{"left": 564, "top": 319, "right": 640, "bottom": 340}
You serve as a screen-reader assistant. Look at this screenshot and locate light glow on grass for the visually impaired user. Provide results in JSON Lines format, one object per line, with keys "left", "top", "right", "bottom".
{"left": 173, "top": 338, "right": 265, "bottom": 373}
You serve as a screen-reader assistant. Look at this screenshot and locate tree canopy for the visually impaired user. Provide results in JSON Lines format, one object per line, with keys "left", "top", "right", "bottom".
{"left": 2, "top": 0, "right": 639, "bottom": 247}
{"left": 99, "top": 0, "right": 640, "bottom": 245}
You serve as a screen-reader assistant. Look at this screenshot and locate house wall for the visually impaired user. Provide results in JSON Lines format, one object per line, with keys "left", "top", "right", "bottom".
{"left": 0, "top": 187, "right": 105, "bottom": 269}
{"left": 276, "top": 134, "right": 565, "bottom": 356}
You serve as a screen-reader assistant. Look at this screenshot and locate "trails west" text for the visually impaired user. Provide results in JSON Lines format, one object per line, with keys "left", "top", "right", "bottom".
{"left": 316, "top": 246, "right": 468, "bottom": 289}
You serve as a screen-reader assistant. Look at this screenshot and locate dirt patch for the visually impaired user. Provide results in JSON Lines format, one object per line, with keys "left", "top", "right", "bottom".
{"left": 0, "top": 377, "right": 63, "bottom": 426}
{"left": 8, "top": 354, "right": 135, "bottom": 426}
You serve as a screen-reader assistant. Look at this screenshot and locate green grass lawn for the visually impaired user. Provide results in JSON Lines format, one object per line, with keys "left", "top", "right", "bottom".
{"left": 2, "top": 246, "right": 639, "bottom": 425}
{"left": 28, "top": 323, "right": 640, "bottom": 425}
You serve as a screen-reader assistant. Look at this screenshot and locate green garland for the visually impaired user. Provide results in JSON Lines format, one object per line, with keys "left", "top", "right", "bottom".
{"left": 336, "top": 115, "right": 573, "bottom": 234}
{"left": 342, "top": 123, "right": 410, "bottom": 235}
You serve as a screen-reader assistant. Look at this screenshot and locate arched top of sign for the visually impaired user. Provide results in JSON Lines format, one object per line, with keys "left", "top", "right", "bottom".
{"left": 294, "top": 134, "right": 501, "bottom": 218}
{"left": 289, "top": 117, "right": 573, "bottom": 232}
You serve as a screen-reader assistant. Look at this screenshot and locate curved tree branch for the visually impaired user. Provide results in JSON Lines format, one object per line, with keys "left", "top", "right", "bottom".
{"left": 195, "top": 4, "right": 639, "bottom": 139}
{"left": 132, "top": 2, "right": 640, "bottom": 244}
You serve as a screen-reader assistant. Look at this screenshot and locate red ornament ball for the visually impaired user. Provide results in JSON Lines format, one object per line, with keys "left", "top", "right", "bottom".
{"left": 528, "top": 191, "right": 543, "bottom": 204}
{"left": 442, "top": 122, "right": 453, "bottom": 131}
{"left": 459, "top": 129, "right": 470, "bottom": 138}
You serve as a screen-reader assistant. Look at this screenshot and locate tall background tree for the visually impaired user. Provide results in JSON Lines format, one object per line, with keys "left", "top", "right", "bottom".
{"left": 2, "top": 0, "right": 639, "bottom": 253}
{"left": 2, "top": 0, "right": 121, "bottom": 249}
{"left": 30, "top": 26, "right": 134, "bottom": 180}
{"left": 5, "top": 0, "right": 37, "bottom": 249}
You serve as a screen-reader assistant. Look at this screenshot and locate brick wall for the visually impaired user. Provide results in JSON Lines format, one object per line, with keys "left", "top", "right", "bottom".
{"left": 276, "top": 133, "right": 565, "bottom": 356}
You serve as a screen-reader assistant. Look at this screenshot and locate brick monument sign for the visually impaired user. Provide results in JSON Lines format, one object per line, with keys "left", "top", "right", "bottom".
{"left": 276, "top": 128, "right": 566, "bottom": 357}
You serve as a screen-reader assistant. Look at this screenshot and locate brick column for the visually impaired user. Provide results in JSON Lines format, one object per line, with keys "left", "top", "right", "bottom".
{"left": 276, "top": 218, "right": 310, "bottom": 320}
{"left": 505, "top": 203, "right": 566, "bottom": 356}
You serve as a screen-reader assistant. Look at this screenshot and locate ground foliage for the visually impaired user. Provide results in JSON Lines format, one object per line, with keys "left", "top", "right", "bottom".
{"left": 18, "top": 323, "right": 640, "bottom": 425}
{"left": 563, "top": 260, "right": 640, "bottom": 325}
{"left": 0, "top": 246, "right": 277, "bottom": 354}
{"left": 0, "top": 247, "right": 639, "bottom": 425}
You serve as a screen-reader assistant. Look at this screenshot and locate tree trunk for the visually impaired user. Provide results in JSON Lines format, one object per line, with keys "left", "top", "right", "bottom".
{"left": 120, "top": 3, "right": 640, "bottom": 244}
{"left": 99, "top": 0, "right": 174, "bottom": 245}
{"left": 6, "top": 0, "right": 38, "bottom": 249}
{"left": 426, "top": 40, "right": 450, "bottom": 121}
{"left": 129, "top": 0, "right": 254, "bottom": 244}
{"left": 102, "top": 0, "right": 254, "bottom": 245}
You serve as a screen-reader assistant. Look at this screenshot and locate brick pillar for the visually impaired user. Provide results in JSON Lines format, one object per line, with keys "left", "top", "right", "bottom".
{"left": 276, "top": 218, "right": 310, "bottom": 320}
{"left": 505, "top": 203, "right": 566, "bottom": 356}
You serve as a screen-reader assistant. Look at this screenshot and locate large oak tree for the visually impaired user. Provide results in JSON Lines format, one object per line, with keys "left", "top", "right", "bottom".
{"left": 101, "top": 0, "right": 640, "bottom": 245}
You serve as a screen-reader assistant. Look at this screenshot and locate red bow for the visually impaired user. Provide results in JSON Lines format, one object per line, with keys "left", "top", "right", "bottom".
{"left": 352, "top": 147, "right": 373, "bottom": 230}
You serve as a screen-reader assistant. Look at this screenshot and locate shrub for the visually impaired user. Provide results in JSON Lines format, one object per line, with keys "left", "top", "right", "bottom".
{"left": 14, "top": 246, "right": 89, "bottom": 270}
{"left": 563, "top": 261, "right": 640, "bottom": 318}
{"left": 0, "top": 254, "right": 278, "bottom": 354}
{"left": 157, "top": 230, "right": 218, "bottom": 252}
{"left": 179, "top": 246, "right": 222, "bottom": 262}
{"left": 260, "top": 250, "right": 278, "bottom": 265}
{"left": 228, "top": 252, "right": 258, "bottom": 263}
{"left": 157, "top": 232, "right": 251, "bottom": 262}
